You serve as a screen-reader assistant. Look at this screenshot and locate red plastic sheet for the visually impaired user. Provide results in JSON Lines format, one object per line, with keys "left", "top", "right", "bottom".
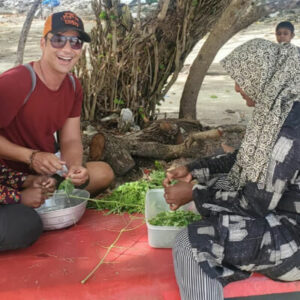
{"left": 0, "top": 210, "right": 299, "bottom": 299}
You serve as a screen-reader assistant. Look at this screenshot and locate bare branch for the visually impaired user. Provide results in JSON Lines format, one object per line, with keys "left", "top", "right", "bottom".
{"left": 157, "top": 0, "right": 171, "bottom": 21}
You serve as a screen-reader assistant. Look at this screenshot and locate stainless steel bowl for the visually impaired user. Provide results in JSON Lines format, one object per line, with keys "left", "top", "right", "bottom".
{"left": 35, "top": 189, "right": 90, "bottom": 230}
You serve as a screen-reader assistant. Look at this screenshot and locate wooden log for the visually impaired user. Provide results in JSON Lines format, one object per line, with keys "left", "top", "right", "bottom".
{"left": 89, "top": 132, "right": 135, "bottom": 176}
{"left": 88, "top": 120, "right": 246, "bottom": 176}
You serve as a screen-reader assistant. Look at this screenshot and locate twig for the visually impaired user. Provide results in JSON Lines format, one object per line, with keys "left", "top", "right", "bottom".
{"left": 81, "top": 217, "right": 145, "bottom": 284}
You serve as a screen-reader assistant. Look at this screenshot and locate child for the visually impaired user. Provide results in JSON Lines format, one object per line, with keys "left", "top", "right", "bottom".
{"left": 275, "top": 21, "right": 295, "bottom": 43}
{"left": 0, "top": 164, "right": 55, "bottom": 207}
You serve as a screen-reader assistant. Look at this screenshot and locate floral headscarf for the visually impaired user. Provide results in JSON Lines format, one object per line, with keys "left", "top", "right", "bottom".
{"left": 220, "top": 38, "right": 300, "bottom": 189}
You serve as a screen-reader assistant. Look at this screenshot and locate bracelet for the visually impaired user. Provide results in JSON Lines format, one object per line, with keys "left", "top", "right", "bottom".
{"left": 29, "top": 150, "right": 40, "bottom": 169}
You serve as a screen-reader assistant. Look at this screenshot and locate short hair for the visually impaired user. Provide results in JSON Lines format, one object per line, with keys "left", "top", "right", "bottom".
{"left": 276, "top": 21, "right": 295, "bottom": 34}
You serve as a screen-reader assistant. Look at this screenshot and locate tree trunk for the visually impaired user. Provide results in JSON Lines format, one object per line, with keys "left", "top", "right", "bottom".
{"left": 179, "top": 0, "right": 300, "bottom": 119}
{"left": 15, "top": 0, "right": 42, "bottom": 66}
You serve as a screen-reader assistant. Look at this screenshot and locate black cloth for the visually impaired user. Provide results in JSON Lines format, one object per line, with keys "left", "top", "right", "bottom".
{"left": 187, "top": 102, "right": 300, "bottom": 286}
{"left": 0, "top": 204, "right": 43, "bottom": 251}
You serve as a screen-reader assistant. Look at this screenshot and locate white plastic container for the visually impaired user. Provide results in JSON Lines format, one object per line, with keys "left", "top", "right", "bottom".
{"left": 145, "top": 188, "right": 198, "bottom": 248}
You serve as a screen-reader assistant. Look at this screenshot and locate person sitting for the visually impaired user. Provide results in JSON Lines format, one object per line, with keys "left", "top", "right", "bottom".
{"left": 163, "top": 38, "right": 300, "bottom": 300}
{"left": 0, "top": 11, "right": 114, "bottom": 196}
{"left": 0, "top": 164, "right": 55, "bottom": 251}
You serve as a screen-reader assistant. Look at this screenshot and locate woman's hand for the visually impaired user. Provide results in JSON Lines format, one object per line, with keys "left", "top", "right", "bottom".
{"left": 20, "top": 176, "right": 56, "bottom": 208}
{"left": 20, "top": 187, "right": 46, "bottom": 208}
{"left": 164, "top": 181, "right": 194, "bottom": 210}
{"left": 32, "top": 176, "right": 56, "bottom": 193}
{"left": 163, "top": 165, "right": 192, "bottom": 187}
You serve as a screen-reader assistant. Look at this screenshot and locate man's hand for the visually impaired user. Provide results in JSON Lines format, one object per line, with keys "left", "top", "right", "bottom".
{"left": 30, "top": 151, "right": 66, "bottom": 175}
{"left": 66, "top": 165, "right": 89, "bottom": 186}
{"left": 163, "top": 165, "right": 192, "bottom": 187}
{"left": 164, "top": 181, "right": 194, "bottom": 211}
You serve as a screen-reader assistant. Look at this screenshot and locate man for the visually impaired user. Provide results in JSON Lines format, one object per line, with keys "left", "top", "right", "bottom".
{"left": 0, "top": 11, "right": 114, "bottom": 196}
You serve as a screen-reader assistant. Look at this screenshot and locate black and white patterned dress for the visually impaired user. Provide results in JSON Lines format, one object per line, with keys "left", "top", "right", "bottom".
{"left": 187, "top": 101, "right": 300, "bottom": 286}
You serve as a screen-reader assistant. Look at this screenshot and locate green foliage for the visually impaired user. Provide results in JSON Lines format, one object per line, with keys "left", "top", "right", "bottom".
{"left": 114, "top": 98, "right": 125, "bottom": 106}
{"left": 99, "top": 11, "right": 107, "bottom": 20}
{"left": 210, "top": 95, "right": 218, "bottom": 99}
{"left": 89, "top": 170, "right": 165, "bottom": 214}
{"left": 148, "top": 170, "right": 165, "bottom": 189}
{"left": 192, "top": 0, "right": 199, "bottom": 6}
{"left": 58, "top": 178, "right": 74, "bottom": 195}
{"left": 149, "top": 210, "right": 201, "bottom": 227}
{"left": 159, "top": 64, "right": 165, "bottom": 70}
{"left": 110, "top": 14, "right": 117, "bottom": 21}
{"left": 154, "top": 160, "right": 164, "bottom": 171}
{"left": 138, "top": 107, "right": 146, "bottom": 119}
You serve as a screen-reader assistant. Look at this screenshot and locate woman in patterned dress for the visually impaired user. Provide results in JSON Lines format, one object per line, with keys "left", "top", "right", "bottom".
{"left": 163, "top": 38, "right": 300, "bottom": 300}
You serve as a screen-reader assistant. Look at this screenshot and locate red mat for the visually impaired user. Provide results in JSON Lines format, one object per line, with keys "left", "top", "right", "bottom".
{"left": 0, "top": 210, "right": 300, "bottom": 300}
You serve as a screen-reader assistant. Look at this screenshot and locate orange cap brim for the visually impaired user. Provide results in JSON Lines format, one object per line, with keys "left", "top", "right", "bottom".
{"left": 43, "top": 15, "right": 52, "bottom": 37}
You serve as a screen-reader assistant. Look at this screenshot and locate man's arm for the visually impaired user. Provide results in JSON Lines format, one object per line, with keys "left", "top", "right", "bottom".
{"left": 0, "top": 135, "right": 65, "bottom": 175}
{"left": 59, "top": 116, "right": 83, "bottom": 166}
{"left": 0, "top": 135, "right": 33, "bottom": 165}
{"left": 59, "top": 116, "right": 88, "bottom": 186}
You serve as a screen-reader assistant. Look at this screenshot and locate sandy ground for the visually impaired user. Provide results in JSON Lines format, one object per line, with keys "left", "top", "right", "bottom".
{"left": 0, "top": 15, "right": 299, "bottom": 127}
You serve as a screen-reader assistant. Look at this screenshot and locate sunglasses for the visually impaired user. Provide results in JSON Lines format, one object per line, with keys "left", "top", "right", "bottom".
{"left": 48, "top": 34, "right": 83, "bottom": 50}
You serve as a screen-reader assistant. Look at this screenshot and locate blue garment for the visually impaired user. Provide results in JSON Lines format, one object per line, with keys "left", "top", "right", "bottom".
{"left": 42, "top": 0, "right": 60, "bottom": 7}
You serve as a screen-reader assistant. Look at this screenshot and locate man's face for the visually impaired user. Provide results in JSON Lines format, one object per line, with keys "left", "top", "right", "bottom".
{"left": 276, "top": 28, "right": 294, "bottom": 43}
{"left": 40, "top": 30, "right": 82, "bottom": 74}
{"left": 235, "top": 83, "right": 255, "bottom": 107}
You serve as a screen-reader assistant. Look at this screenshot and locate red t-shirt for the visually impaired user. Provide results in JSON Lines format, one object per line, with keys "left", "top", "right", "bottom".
{"left": 0, "top": 63, "right": 83, "bottom": 173}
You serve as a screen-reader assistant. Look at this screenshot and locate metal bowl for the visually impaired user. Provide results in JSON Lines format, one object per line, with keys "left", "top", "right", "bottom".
{"left": 35, "top": 189, "right": 90, "bottom": 231}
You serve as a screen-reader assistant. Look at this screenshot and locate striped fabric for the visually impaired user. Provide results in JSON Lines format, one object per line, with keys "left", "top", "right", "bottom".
{"left": 173, "top": 229, "right": 223, "bottom": 300}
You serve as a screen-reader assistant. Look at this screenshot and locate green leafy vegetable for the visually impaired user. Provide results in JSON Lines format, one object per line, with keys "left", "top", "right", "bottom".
{"left": 154, "top": 160, "right": 164, "bottom": 171}
{"left": 147, "top": 170, "right": 165, "bottom": 189}
{"left": 148, "top": 210, "right": 201, "bottom": 227}
{"left": 58, "top": 178, "right": 74, "bottom": 195}
{"left": 88, "top": 170, "right": 165, "bottom": 214}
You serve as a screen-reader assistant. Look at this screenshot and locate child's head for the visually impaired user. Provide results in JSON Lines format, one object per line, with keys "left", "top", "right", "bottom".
{"left": 275, "top": 21, "right": 295, "bottom": 43}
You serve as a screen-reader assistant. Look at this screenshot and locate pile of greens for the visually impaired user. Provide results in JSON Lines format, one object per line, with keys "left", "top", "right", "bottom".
{"left": 148, "top": 210, "right": 201, "bottom": 227}
{"left": 88, "top": 170, "right": 165, "bottom": 214}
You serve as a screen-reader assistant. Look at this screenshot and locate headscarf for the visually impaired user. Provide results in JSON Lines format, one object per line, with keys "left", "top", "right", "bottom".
{"left": 220, "top": 38, "right": 300, "bottom": 189}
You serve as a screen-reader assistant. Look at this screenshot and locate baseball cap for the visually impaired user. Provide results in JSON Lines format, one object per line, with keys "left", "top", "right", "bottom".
{"left": 43, "top": 11, "right": 91, "bottom": 42}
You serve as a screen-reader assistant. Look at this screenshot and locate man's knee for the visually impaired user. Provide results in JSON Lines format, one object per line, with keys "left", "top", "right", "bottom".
{"left": 100, "top": 161, "right": 114, "bottom": 184}
{"left": 0, "top": 204, "right": 43, "bottom": 251}
{"left": 86, "top": 161, "right": 114, "bottom": 194}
